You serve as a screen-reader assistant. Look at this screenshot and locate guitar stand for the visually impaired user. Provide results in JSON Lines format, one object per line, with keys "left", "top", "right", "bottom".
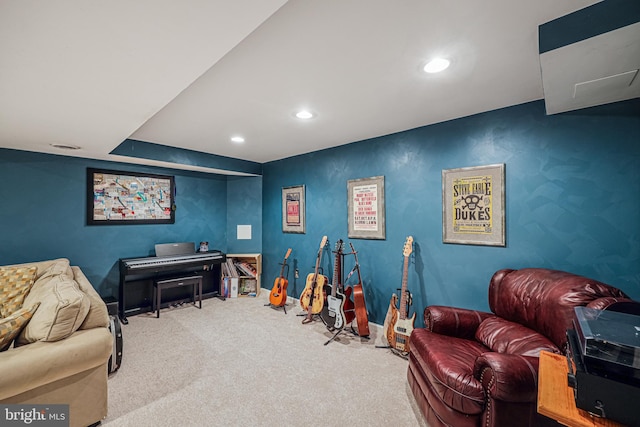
{"left": 324, "top": 327, "right": 344, "bottom": 346}
{"left": 264, "top": 301, "right": 288, "bottom": 314}
{"left": 374, "top": 344, "right": 409, "bottom": 360}
{"left": 349, "top": 323, "right": 370, "bottom": 340}
{"left": 325, "top": 319, "right": 364, "bottom": 345}
{"left": 298, "top": 312, "right": 319, "bottom": 324}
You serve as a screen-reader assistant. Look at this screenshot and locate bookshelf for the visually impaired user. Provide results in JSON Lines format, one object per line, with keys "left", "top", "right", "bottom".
{"left": 221, "top": 253, "right": 261, "bottom": 297}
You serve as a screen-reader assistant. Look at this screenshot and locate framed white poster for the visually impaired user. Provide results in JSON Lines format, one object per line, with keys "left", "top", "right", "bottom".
{"left": 348, "top": 175, "right": 385, "bottom": 240}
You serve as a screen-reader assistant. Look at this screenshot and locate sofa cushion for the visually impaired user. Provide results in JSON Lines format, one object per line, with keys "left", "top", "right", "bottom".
{"left": 72, "top": 267, "right": 110, "bottom": 330}
{"left": 16, "top": 274, "right": 90, "bottom": 344}
{"left": 488, "top": 268, "right": 628, "bottom": 349}
{"left": 0, "top": 303, "right": 40, "bottom": 351}
{"left": 0, "top": 266, "right": 37, "bottom": 317}
{"left": 34, "top": 258, "right": 74, "bottom": 284}
{"left": 475, "top": 317, "right": 559, "bottom": 357}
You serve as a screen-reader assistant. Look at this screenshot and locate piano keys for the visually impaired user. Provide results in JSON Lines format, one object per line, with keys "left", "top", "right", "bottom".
{"left": 119, "top": 250, "right": 225, "bottom": 324}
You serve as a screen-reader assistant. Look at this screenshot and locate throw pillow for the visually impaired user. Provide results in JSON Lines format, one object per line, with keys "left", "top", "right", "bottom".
{"left": 0, "top": 303, "right": 40, "bottom": 351}
{"left": 0, "top": 266, "right": 38, "bottom": 318}
{"left": 16, "top": 274, "right": 90, "bottom": 345}
{"left": 33, "top": 258, "right": 73, "bottom": 286}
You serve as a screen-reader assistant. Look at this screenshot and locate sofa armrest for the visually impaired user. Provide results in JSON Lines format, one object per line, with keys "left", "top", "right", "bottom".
{"left": 473, "top": 352, "right": 540, "bottom": 402}
{"left": 424, "top": 305, "right": 494, "bottom": 339}
{"left": 0, "top": 328, "right": 112, "bottom": 401}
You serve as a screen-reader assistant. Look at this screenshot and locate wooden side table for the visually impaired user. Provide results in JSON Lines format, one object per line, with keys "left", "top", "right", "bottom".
{"left": 537, "top": 351, "right": 625, "bottom": 427}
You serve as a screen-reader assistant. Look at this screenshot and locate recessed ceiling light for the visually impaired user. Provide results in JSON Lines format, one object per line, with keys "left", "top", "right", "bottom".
{"left": 50, "top": 143, "right": 81, "bottom": 150}
{"left": 295, "top": 110, "right": 314, "bottom": 120}
{"left": 423, "top": 58, "right": 450, "bottom": 73}
{"left": 231, "top": 136, "right": 245, "bottom": 143}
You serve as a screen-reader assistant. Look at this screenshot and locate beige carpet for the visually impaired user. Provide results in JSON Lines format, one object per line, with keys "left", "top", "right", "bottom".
{"left": 103, "top": 290, "right": 428, "bottom": 426}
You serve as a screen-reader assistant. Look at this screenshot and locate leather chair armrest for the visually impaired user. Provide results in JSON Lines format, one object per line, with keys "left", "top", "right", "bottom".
{"left": 424, "top": 305, "right": 494, "bottom": 339}
{"left": 474, "top": 352, "right": 540, "bottom": 402}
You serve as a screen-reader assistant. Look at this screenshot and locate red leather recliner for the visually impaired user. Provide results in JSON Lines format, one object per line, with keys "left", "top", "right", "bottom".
{"left": 407, "top": 268, "right": 635, "bottom": 427}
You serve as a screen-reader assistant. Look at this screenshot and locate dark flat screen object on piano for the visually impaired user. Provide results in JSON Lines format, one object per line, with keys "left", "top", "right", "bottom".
{"left": 155, "top": 242, "right": 195, "bottom": 257}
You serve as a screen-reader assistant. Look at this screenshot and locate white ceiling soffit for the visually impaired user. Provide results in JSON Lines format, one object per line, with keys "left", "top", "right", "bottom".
{"left": 541, "top": 21, "right": 640, "bottom": 115}
{"left": 0, "top": 0, "right": 288, "bottom": 165}
{"left": 129, "top": 0, "right": 601, "bottom": 165}
{"left": 1, "top": 0, "right": 606, "bottom": 174}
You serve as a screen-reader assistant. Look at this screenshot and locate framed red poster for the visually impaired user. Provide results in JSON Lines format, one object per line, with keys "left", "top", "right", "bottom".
{"left": 282, "top": 184, "right": 305, "bottom": 234}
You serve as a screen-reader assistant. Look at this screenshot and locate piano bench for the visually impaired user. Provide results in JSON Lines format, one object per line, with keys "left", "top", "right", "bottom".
{"left": 153, "top": 275, "right": 203, "bottom": 318}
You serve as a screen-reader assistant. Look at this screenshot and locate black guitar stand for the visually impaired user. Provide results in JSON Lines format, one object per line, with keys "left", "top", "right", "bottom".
{"left": 264, "top": 263, "right": 290, "bottom": 314}
{"left": 324, "top": 327, "right": 344, "bottom": 345}
{"left": 324, "top": 319, "right": 362, "bottom": 346}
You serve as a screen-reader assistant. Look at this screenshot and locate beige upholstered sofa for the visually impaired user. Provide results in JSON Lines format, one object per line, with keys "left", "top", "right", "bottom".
{"left": 0, "top": 258, "right": 113, "bottom": 427}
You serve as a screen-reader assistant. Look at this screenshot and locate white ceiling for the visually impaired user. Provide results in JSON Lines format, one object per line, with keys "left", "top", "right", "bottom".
{"left": 0, "top": 0, "right": 610, "bottom": 175}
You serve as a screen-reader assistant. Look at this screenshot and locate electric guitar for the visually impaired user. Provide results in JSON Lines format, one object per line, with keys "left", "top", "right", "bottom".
{"left": 350, "top": 242, "right": 370, "bottom": 337}
{"left": 300, "top": 236, "right": 328, "bottom": 324}
{"left": 320, "top": 240, "right": 346, "bottom": 330}
{"left": 269, "top": 248, "right": 292, "bottom": 307}
{"left": 384, "top": 236, "right": 415, "bottom": 352}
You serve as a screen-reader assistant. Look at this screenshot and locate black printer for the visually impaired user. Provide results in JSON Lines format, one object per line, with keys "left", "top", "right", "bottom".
{"left": 566, "top": 306, "right": 640, "bottom": 427}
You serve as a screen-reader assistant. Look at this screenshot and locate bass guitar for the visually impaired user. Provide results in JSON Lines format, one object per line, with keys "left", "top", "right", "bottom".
{"left": 269, "top": 248, "right": 292, "bottom": 307}
{"left": 349, "top": 242, "right": 370, "bottom": 337}
{"left": 320, "top": 240, "right": 346, "bottom": 330}
{"left": 300, "top": 236, "right": 328, "bottom": 324}
{"left": 384, "top": 236, "right": 415, "bottom": 352}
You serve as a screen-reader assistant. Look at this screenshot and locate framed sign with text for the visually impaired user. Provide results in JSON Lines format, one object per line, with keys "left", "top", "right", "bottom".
{"left": 348, "top": 175, "right": 385, "bottom": 240}
{"left": 282, "top": 184, "right": 305, "bottom": 233}
{"left": 442, "top": 164, "right": 505, "bottom": 246}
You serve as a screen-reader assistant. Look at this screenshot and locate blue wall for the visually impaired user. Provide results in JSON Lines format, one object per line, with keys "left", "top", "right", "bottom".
{"left": 0, "top": 149, "right": 228, "bottom": 299}
{"left": 2, "top": 99, "right": 638, "bottom": 327}
{"left": 261, "top": 100, "right": 640, "bottom": 328}
{"left": 226, "top": 175, "right": 262, "bottom": 254}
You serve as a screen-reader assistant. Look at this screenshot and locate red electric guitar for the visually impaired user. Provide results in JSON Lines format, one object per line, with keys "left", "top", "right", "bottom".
{"left": 269, "top": 248, "right": 292, "bottom": 307}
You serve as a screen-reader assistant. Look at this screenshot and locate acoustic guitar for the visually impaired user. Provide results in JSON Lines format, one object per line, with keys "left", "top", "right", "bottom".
{"left": 269, "top": 248, "right": 292, "bottom": 307}
{"left": 349, "top": 242, "right": 370, "bottom": 337}
{"left": 384, "top": 236, "right": 415, "bottom": 352}
{"left": 320, "top": 240, "right": 346, "bottom": 330}
{"left": 300, "top": 236, "right": 328, "bottom": 324}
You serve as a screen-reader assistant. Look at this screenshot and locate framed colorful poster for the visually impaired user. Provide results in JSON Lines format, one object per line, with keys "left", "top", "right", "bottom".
{"left": 348, "top": 175, "right": 385, "bottom": 240}
{"left": 282, "top": 184, "right": 305, "bottom": 233}
{"left": 442, "top": 164, "right": 505, "bottom": 246}
{"left": 87, "top": 168, "right": 175, "bottom": 225}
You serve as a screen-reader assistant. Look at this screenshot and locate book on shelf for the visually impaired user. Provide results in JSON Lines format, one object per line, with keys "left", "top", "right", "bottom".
{"left": 223, "top": 259, "right": 239, "bottom": 278}
{"left": 234, "top": 261, "right": 257, "bottom": 277}
{"left": 230, "top": 278, "right": 239, "bottom": 298}
{"left": 239, "top": 278, "right": 257, "bottom": 295}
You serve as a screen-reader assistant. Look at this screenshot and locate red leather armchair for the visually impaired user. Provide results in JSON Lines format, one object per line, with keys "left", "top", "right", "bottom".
{"left": 407, "top": 268, "right": 635, "bottom": 427}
